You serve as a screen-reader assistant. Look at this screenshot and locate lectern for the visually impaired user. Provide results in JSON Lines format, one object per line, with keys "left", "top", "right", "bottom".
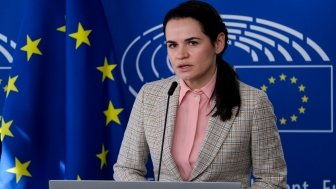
{"left": 49, "top": 180, "right": 241, "bottom": 189}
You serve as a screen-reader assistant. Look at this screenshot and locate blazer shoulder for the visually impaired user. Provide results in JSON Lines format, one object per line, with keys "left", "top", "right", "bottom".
{"left": 239, "top": 81, "right": 269, "bottom": 98}
{"left": 239, "top": 81, "right": 274, "bottom": 109}
{"left": 140, "top": 75, "right": 178, "bottom": 95}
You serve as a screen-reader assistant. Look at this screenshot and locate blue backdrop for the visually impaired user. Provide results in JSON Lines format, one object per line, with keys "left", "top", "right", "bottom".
{"left": 0, "top": 0, "right": 335, "bottom": 188}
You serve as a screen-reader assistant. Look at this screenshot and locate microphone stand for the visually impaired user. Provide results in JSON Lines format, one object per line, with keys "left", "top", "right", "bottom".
{"left": 157, "top": 81, "right": 177, "bottom": 181}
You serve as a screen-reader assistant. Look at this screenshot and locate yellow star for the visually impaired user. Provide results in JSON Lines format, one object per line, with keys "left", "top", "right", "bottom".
{"left": 57, "top": 25, "right": 66, "bottom": 32}
{"left": 6, "top": 157, "right": 32, "bottom": 183}
{"left": 20, "top": 35, "right": 42, "bottom": 61}
{"left": 290, "top": 114, "right": 298, "bottom": 122}
{"left": 290, "top": 76, "right": 298, "bottom": 84}
{"left": 298, "top": 106, "right": 306, "bottom": 114}
{"left": 280, "top": 117, "right": 287, "bottom": 125}
{"left": 0, "top": 118, "right": 14, "bottom": 141}
{"left": 96, "top": 57, "right": 117, "bottom": 82}
{"left": 298, "top": 84, "right": 306, "bottom": 92}
{"left": 96, "top": 144, "right": 109, "bottom": 170}
{"left": 268, "top": 76, "right": 276, "bottom": 84}
{"left": 279, "top": 73, "right": 286, "bottom": 81}
{"left": 302, "top": 95, "right": 309, "bottom": 103}
{"left": 260, "top": 84, "right": 267, "bottom": 92}
{"left": 5, "top": 75, "right": 19, "bottom": 98}
{"left": 69, "top": 22, "right": 92, "bottom": 49}
{"left": 57, "top": 16, "right": 66, "bottom": 32}
{"left": 104, "top": 101, "right": 123, "bottom": 126}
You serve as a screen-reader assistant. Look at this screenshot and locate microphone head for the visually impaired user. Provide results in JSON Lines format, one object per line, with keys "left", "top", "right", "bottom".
{"left": 167, "top": 81, "right": 178, "bottom": 96}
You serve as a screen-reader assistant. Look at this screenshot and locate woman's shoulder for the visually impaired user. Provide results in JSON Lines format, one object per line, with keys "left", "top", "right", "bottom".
{"left": 239, "top": 81, "right": 274, "bottom": 110}
{"left": 140, "top": 75, "right": 178, "bottom": 94}
{"left": 239, "top": 81, "right": 269, "bottom": 100}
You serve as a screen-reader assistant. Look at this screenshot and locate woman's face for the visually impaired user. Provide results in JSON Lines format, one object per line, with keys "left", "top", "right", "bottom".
{"left": 165, "top": 17, "right": 224, "bottom": 89}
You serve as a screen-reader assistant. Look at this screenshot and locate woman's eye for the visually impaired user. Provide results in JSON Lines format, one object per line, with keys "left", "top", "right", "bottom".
{"left": 188, "top": 41, "right": 198, "bottom": 46}
{"left": 168, "top": 43, "right": 177, "bottom": 49}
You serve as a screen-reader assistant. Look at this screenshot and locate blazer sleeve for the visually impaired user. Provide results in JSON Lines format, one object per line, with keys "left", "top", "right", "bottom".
{"left": 250, "top": 90, "right": 287, "bottom": 189}
{"left": 113, "top": 85, "right": 149, "bottom": 181}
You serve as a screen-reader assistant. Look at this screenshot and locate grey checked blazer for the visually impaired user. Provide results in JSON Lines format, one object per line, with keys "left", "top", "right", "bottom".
{"left": 113, "top": 76, "right": 287, "bottom": 189}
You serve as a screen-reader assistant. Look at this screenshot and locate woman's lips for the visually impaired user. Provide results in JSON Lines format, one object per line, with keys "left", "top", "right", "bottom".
{"left": 178, "top": 64, "right": 192, "bottom": 71}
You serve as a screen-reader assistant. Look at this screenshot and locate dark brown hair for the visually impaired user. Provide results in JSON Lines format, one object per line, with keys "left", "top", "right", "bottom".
{"left": 163, "top": 0, "right": 241, "bottom": 121}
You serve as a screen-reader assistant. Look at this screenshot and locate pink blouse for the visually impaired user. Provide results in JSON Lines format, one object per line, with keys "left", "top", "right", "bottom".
{"left": 172, "top": 73, "right": 216, "bottom": 180}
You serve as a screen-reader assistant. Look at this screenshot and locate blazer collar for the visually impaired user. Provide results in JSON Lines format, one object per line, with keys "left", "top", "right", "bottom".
{"left": 189, "top": 106, "right": 238, "bottom": 180}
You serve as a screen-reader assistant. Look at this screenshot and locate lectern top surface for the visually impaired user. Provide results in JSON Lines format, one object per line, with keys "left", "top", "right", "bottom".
{"left": 49, "top": 180, "right": 241, "bottom": 189}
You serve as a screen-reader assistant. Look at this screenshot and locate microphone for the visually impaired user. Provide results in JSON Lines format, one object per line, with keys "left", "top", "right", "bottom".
{"left": 167, "top": 81, "right": 178, "bottom": 96}
{"left": 157, "top": 81, "right": 178, "bottom": 181}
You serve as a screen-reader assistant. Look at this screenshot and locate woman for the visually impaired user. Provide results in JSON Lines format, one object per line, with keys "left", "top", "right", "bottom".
{"left": 113, "top": 1, "right": 287, "bottom": 188}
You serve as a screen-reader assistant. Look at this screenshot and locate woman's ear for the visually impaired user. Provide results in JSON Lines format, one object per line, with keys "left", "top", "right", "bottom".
{"left": 215, "top": 32, "right": 225, "bottom": 54}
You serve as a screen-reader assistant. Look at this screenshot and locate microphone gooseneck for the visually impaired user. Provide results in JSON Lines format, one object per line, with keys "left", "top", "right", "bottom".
{"left": 157, "top": 81, "right": 178, "bottom": 181}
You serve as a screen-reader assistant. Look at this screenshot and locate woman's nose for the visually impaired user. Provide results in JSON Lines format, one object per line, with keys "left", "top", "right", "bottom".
{"left": 176, "top": 45, "right": 188, "bottom": 59}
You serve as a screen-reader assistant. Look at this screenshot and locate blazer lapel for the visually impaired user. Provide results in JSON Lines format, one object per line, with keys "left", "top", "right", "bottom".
{"left": 160, "top": 81, "right": 182, "bottom": 180}
{"left": 190, "top": 106, "right": 238, "bottom": 180}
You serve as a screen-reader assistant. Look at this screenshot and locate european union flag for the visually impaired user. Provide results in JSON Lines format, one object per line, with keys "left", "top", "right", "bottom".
{"left": 236, "top": 65, "right": 333, "bottom": 133}
{"left": 0, "top": 0, "right": 126, "bottom": 188}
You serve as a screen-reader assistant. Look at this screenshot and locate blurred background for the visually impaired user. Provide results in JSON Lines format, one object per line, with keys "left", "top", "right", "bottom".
{"left": 0, "top": 0, "right": 335, "bottom": 188}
